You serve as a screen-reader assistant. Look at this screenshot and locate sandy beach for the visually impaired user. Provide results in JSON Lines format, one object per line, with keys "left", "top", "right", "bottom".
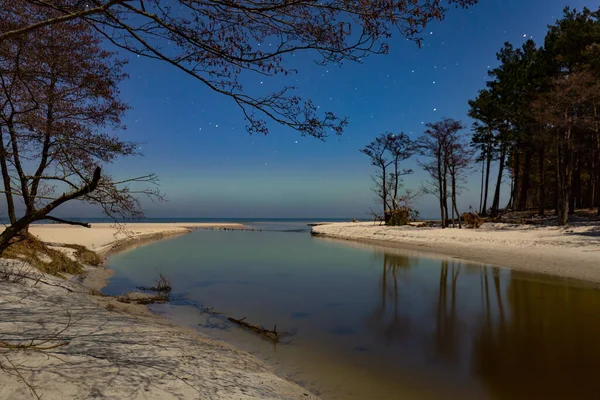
{"left": 1, "top": 223, "right": 318, "bottom": 400}
{"left": 30, "top": 222, "right": 250, "bottom": 256}
{"left": 311, "top": 221, "right": 600, "bottom": 283}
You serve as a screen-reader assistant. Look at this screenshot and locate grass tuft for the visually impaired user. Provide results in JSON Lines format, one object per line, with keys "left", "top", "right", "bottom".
{"left": 61, "top": 244, "right": 103, "bottom": 266}
{"left": 1, "top": 236, "right": 84, "bottom": 277}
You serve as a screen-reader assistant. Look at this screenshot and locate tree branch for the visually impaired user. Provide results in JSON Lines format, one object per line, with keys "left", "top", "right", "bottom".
{"left": 0, "top": 0, "right": 127, "bottom": 42}
{"left": 41, "top": 216, "right": 91, "bottom": 228}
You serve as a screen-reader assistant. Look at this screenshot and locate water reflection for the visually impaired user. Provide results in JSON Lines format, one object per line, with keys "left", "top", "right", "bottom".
{"left": 366, "top": 253, "right": 415, "bottom": 343}
{"left": 473, "top": 269, "right": 600, "bottom": 399}
{"left": 366, "top": 250, "right": 600, "bottom": 398}
{"left": 107, "top": 231, "right": 600, "bottom": 400}
{"left": 433, "top": 260, "right": 461, "bottom": 363}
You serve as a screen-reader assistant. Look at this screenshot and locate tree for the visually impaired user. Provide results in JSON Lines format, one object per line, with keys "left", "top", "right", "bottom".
{"left": 387, "top": 133, "right": 415, "bottom": 209}
{"left": 361, "top": 132, "right": 415, "bottom": 216}
{"left": 417, "top": 118, "right": 464, "bottom": 228}
{"left": 533, "top": 71, "right": 600, "bottom": 225}
{"left": 0, "top": 11, "right": 159, "bottom": 253}
{"left": 0, "top": 0, "right": 477, "bottom": 139}
{"left": 447, "top": 128, "right": 473, "bottom": 228}
{"left": 361, "top": 135, "right": 394, "bottom": 216}
{"left": 469, "top": 88, "right": 501, "bottom": 216}
{"left": 468, "top": 6, "right": 600, "bottom": 225}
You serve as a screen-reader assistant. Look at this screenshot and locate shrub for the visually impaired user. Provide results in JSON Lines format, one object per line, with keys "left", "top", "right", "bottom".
{"left": 385, "top": 207, "right": 415, "bottom": 226}
{"left": 462, "top": 212, "right": 483, "bottom": 229}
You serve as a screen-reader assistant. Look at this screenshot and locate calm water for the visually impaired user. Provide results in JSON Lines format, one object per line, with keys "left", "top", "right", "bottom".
{"left": 105, "top": 225, "right": 600, "bottom": 399}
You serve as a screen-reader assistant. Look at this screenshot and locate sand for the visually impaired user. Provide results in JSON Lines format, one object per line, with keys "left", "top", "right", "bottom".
{"left": 30, "top": 222, "right": 249, "bottom": 256}
{"left": 0, "top": 224, "right": 319, "bottom": 400}
{"left": 311, "top": 221, "right": 600, "bottom": 283}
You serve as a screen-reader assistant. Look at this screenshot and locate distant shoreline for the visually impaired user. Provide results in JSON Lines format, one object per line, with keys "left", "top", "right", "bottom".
{"left": 311, "top": 222, "right": 600, "bottom": 284}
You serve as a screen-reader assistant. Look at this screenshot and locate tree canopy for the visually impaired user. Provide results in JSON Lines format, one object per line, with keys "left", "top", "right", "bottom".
{"left": 0, "top": 0, "right": 477, "bottom": 138}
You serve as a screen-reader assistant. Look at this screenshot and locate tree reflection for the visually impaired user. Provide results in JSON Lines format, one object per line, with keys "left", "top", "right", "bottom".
{"left": 433, "top": 260, "right": 462, "bottom": 362}
{"left": 363, "top": 251, "right": 600, "bottom": 399}
{"left": 473, "top": 272, "right": 600, "bottom": 398}
{"left": 365, "top": 252, "right": 414, "bottom": 343}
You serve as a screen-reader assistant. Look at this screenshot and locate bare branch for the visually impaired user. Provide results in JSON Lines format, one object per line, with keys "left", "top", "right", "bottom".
{"left": 42, "top": 215, "right": 91, "bottom": 228}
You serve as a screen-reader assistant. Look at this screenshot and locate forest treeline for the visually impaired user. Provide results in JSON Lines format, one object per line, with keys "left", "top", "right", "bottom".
{"left": 362, "top": 7, "right": 600, "bottom": 227}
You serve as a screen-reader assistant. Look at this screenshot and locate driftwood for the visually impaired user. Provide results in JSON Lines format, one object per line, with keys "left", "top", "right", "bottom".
{"left": 136, "top": 273, "right": 171, "bottom": 293}
{"left": 227, "top": 316, "right": 279, "bottom": 343}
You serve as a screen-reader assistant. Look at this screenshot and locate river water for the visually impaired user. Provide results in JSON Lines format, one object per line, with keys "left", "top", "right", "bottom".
{"left": 104, "top": 224, "right": 600, "bottom": 399}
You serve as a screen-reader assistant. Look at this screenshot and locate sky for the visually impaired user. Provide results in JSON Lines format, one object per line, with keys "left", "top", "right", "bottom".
{"left": 76, "top": 0, "right": 597, "bottom": 219}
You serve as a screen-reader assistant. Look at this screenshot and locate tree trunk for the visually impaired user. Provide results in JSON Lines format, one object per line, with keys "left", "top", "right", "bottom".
{"left": 538, "top": 146, "right": 545, "bottom": 217}
{"left": 381, "top": 165, "right": 388, "bottom": 216}
{"left": 506, "top": 174, "right": 514, "bottom": 210}
{"left": 491, "top": 145, "right": 507, "bottom": 218}
{"left": 569, "top": 153, "right": 581, "bottom": 215}
{"left": 452, "top": 173, "right": 461, "bottom": 229}
{"left": 0, "top": 129, "right": 16, "bottom": 224}
{"left": 0, "top": 216, "right": 34, "bottom": 254}
{"left": 393, "top": 159, "right": 399, "bottom": 208}
{"left": 442, "top": 162, "right": 449, "bottom": 227}
{"left": 511, "top": 149, "right": 520, "bottom": 212}
{"left": 479, "top": 156, "right": 485, "bottom": 214}
{"left": 482, "top": 143, "right": 492, "bottom": 216}
{"left": 556, "top": 123, "right": 572, "bottom": 226}
{"left": 436, "top": 151, "right": 446, "bottom": 228}
{"left": 519, "top": 148, "right": 532, "bottom": 211}
{"left": 595, "top": 103, "right": 600, "bottom": 216}
{"left": 0, "top": 167, "right": 101, "bottom": 254}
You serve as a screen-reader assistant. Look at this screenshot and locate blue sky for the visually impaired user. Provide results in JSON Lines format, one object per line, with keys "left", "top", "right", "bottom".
{"left": 96, "top": 0, "right": 594, "bottom": 219}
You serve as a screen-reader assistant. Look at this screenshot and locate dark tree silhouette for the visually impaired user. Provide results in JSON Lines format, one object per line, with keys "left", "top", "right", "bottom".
{"left": 0, "top": 11, "right": 159, "bottom": 253}
{"left": 361, "top": 132, "right": 415, "bottom": 216}
{"left": 417, "top": 118, "right": 465, "bottom": 228}
{"left": 0, "top": 0, "right": 477, "bottom": 138}
{"left": 468, "top": 6, "right": 600, "bottom": 225}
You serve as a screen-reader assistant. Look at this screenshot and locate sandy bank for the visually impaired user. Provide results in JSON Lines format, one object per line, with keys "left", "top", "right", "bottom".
{"left": 1, "top": 224, "right": 318, "bottom": 399}
{"left": 311, "top": 221, "right": 600, "bottom": 283}
{"left": 30, "top": 222, "right": 249, "bottom": 256}
{"left": 0, "top": 261, "right": 317, "bottom": 400}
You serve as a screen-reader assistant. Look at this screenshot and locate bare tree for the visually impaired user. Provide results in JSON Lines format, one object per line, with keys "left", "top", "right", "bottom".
{"left": 0, "top": 11, "right": 159, "bottom": 253}
{"left": 417, "top": 118, "right": 465, "bottom": 228}
{"left": 361, "top": 134, "right": 394, "bottom": 216}
{"left": 0, "top": 0, "right": 477, "bottom": 138}
{"left": 387, "top": 133, "right": 415, "bottom": 209}
{"left": 446, "top": 128, "right": 473, "bottom": 228}
{"left": 361, "top": 132, "right": 415, "bottom": 216}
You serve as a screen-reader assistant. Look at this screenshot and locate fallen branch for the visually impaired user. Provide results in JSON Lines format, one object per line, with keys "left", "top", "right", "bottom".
{"left": 136, "top": 272, "right": 171, "bottom": 294}
{"left": 227, "top": 316, "right": 279, "bottom": 343}
{"left": 42, "top": 216, "right": 91, "bottom": 228}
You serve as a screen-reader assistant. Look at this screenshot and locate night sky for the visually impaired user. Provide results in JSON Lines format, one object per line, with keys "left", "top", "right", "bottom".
{"left": 98, "top": 0, "right": 594, "bottom": 219}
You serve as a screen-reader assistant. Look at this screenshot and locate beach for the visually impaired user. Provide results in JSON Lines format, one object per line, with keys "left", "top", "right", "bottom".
{"left": 311, "top": 221, "right": 600, "bottom": 283}
{"left": 0, "top": 223, "right": 318, "bottom": 400}
{"left": 30, "top": 222, "right": 250, "bottom": 256}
